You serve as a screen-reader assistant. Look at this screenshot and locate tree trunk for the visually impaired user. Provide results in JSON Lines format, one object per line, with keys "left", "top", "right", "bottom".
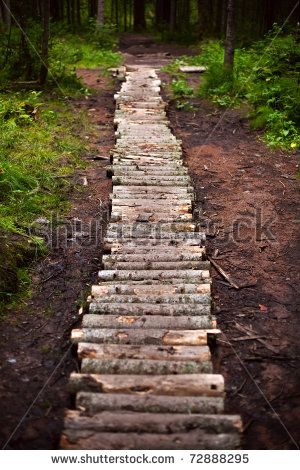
{"left": 39, "top": 0, "right": 50, "bottom": 85}
{"left": 76, "top": 0, "right": 81, "bottom": 25}
{"left": 134, "top": 0, "right": 146, "bottom": 31}
{"left": 224, "top": 0, "right": 235, "bottom": 70}
{"left": 97, "top": 0, "right": 104, "bottom": 25}
{"left": 170, "top": 0, "right": 176, "bottom": 32}
{"left": 89, "top": 0, "right": 97, "bottom": 17}
{"left": 3, "top": 0, "right": 11, "bottom": 29}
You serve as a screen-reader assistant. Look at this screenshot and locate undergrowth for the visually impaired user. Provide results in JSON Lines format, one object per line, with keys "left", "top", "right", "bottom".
{"left": 0, "top": 89, "right": 95, "bottom": 307}
{"left": 166, "top": 29, "right": 300, "bottom": 150}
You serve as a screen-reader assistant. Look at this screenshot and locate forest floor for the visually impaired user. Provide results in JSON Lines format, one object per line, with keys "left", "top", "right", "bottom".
{"left": 0, "top": 35, "right": 299, "bottom": 450}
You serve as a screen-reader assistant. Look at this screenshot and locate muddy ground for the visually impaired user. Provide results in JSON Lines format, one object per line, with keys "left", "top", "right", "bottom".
{"left": 0, "top": 37, "right": 299, "bottom": 450}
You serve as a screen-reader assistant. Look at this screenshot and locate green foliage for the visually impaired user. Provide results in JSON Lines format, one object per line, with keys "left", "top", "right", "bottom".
{"left": 48, "top": 33, "right": 121, "bottom": 94}
{"left": 0, "top": 90, "right": 90, "bottom": 237}
{"left": 171, "top": 78, "right": 194, "bottom": 110}
{"left": 169, "top": 30, "right": 300, "bottom": 150}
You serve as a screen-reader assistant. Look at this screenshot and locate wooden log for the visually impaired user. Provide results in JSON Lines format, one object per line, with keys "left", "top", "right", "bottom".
{"left": 105, "top": 239, "right": 205, "bottom": 253}
{"left": 107, "top": 223, "right": 196, "bottom": 236}
{"left": 91, "top": 283, "right": 210, "bottom": 296}
{"left": 69, "top": 373, "right": 225, "bottom": 396}
{"left": 97, "top": 270, "right": 210, "bottom": 282}
{"left": 71, "top": 329, "right": 215, "bottom": 346}
{"left": 109, "top": 166, "right": 188, "bottom": 175}
{"left": 102, "top": 253, "right": 204, "bottom": 263}
{"left": 109, "top": 245, "right": 204, "bottom": 255}
{"left": 64, "top": 410, "right": 241, "bottom": 436}
{"left": 61, "top": 430, "right": 240, "bottom": 450}
{"left": 102, "top": 261, "right": 209, "bottom": 271}
{"left": 82, "top": 315, "right": 217, "bottom": 330}
{"left": 110, "top": 199, "right": 192, "bottom": 207}
{"left": 179, "top": 65, "right": 207, "bottom": 73}
{"left": 78, "top": 343, "right": 211, "bottom": 361}
{"left": 112, "top": 176, "right": 191, "bottom": 186}
{"left": 88, "top": 293, "right": 211, "bottom": 305}
{"left": 112, "top": 186, "right": 193, "bottom": 195}
{"left": 105, "top": 231, "right": 203, "bottom": 241}
{"left": 111, "top": 212, "right": 193, "bottom": 223}
{"left": 76, "top": 392, "right": 224, "bottom": 414}
{"left": 88, "top": 302, "right": 211, "bottom": 316}
{"left": 81, "top": 358, "right": 213, "bottom": 375}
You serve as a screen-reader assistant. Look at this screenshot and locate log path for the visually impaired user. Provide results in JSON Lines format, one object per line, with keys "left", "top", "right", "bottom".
{"left": 61, "top": 65, "right": 242, "bottom": 450}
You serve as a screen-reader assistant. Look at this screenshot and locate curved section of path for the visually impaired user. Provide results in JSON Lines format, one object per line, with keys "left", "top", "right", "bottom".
{"left": 61, "top": 65, "right": 242, "bottom": 450}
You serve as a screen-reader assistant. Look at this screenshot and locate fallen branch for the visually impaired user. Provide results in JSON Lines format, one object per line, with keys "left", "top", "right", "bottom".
{"left": 234, "top": 322, "right": 279, "bottom": 354}
{"left": 208, "top": 256, "right": 240, "bottom": 289}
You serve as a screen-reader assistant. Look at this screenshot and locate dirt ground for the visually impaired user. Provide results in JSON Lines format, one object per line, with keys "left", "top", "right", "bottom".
{"left": 0, "top": 36, "right": 299, "bottom": 450}
{"left": 160, "top": 73, "right": 300, "bottom": 449}
{"left": 0, "top": 70, "right": 116, "bottom": 449}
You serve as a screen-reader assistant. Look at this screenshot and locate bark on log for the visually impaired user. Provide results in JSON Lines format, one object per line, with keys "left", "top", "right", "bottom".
{"left": 71, "top": 328, "right": 215, "bottom": 346}
{"left": 91, "top": 283, "right": 210, "bottom": 296}
{"left": 88, "top": 302, "right": 211, "bottom": 316}
{"left": 64, "top": 410, "right": 241, "bottom": 434}
{"left": 102, "top": 261, "right": 209, "bottom": 271}
{"left": 88, "top": 293, "right": 211, "bottom": 305}
{"left": 81, "top": 358, "right": 212, "bottom": 375}
{"left": 78, "top": 343, "right": 211, "bottom": 361}
{"left": 82, "top": 315, "right": 217, "bottom": 330}
{"left": 76, "top": 392, "right": 224, "bottom": 414}
{"left": 61, "top": 430, "right": 240, "bottom": 450}
{"left": 69, "top": 373, "right": 225, "bottom": 396}
{"left": 97, "top": 270, "right": 210, "bottom": 282}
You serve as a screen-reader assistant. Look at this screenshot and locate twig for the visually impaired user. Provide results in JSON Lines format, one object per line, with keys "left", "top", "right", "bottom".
{"left": 208, "top": 256, "right": 240, "bottom": 289}
{"left": 38, "top": 269, "right": 63, "bottom": 284}
{"left": 234, "top": 322, "right": 279, "bottom": 354}
{"left": 232, "top": 378, "right": 248, "bottom": 396}
{"left": 243, "top": 418, "right": 255, "bottom": 432}
{"left": 232, "top": 335, "right": 265, "bottom": 342}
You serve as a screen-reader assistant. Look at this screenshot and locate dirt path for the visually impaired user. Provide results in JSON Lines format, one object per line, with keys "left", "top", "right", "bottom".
{"left": 0, "top": 35, "right": 299, "bottom": 450}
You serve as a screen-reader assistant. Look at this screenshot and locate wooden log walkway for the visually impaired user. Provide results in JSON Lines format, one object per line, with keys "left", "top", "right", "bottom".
{"left": 61, "top": 65, "right": 242, "bottom": 450}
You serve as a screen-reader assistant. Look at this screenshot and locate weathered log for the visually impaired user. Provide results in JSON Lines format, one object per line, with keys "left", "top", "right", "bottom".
{"left": 76, "top": 392, "right": 224, "bottom": 414}
{"left": 105, "top": 239, "right": 205, "bottom": 253}
{"left": 88, "top": 293, "right": 211, "bottom": 305}
{"left": 64, "top": 411, "right": 241, "bottom": 435}
{"left": 105, "top": 234, "right": 204, "bottom": 244}
{"left": 91, "top": 282, "right": 210, "bottom": 296}
{"left": 112, "top": 186, "right": 193, "bottom": 195}
{"left": 109, "top": 166, "right": 188, "bottom": 175}
{"left": 61, "top": 430, "right": 240, "bottom": 450}
{"left": 111, "top": 199, "right": 192, "bottom": 207}
{"left": 97, "top": 269, "right": 210, "bottom": 282}
{"left": 179, "top": 66, "right": 207, "bottom": 73}
{"left": 102, "top": 261, "right": 209, "bottom": 271}
{"left": 88, "top": 302, "right": 211, "bottom": 316}
{"left": 102, "top": 253, "right": 204, "bottom": 264}
{"left": 71, "top": 328, "right": 215, "bottom": 346}
{"left": 112, "top": 176, "right": 191, "bottom": 186}
{"left": 81, "top": 358, "right": 212, "bottom": 375}
{"left": 69, "top": 373, "right": 224, "bottom": 396}
{"left": 111, "top": 212, "right": 193, "bottom": 223}
{"left": 109, "top": 245, "right": 204, "bottom": 255}
{"left": 82, "top": 314, "right": 217, "bottom": 330}
{"left": 78, "top": 343, "right": 211, "bottom": 361}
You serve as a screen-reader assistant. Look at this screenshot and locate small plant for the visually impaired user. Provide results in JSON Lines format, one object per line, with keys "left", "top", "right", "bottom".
{"left": 167, "top": 30, "right": 300, "bottom": 150}
{"left": 171, "top": 78, "right": 193, "bottom": 110}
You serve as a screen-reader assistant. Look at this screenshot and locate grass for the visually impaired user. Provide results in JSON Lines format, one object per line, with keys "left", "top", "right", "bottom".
{"left": 0, "top": 88, "right": 98, "bottom": 309}
{"left": 0, "top": 29, "right": 120, "bottom": 310}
